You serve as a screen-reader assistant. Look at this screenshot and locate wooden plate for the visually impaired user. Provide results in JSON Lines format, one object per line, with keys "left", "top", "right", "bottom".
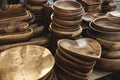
{"left": 58, "top": 38, "right": 101, "bottom": 60}
{"left": 0, "top": 22, "right": 29, "bottom": 34}
{"left": 0, "top": 45, "right": 55, "bottom": 80}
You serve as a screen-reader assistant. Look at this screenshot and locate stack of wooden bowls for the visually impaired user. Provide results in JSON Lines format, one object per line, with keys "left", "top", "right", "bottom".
{"left": 55, "top": 38, "right": 101, "bottom": 80}
{"left": 50, "top": 0, "right": 84, "bottom": 39}
{"left": 101, "top": 0, "right": 116, "bottom": 13}
{"left": 76, "top": 0, "right": 103, "bottom": 12}
{"left": 87, "top": 17, "right": 120, "bottom": 71}
{"left": 26, "top": 0, "right": 48, "bottom": 23}
{"left": 0, "top": 22, "right": 51, "bottom": 52}
{"left": 0, "top": 45, "right": 57, "bottom": 80}
{"left": 0, "top": 4, "right": 34, "bottom": 24}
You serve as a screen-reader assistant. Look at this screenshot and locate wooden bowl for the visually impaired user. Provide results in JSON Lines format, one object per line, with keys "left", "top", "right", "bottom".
{"left": 102, "top": 50, "right": 120, "bottom": 59}
{"left": 0, "top": 28, "right": 33, "bottom": 44}
{"left": 53, "top": 11, "right": 84, "bottom": 21}
{"left": 89, "top": 22, "right": 120, "bottom": 41}
{"left": 96, "top": 38, "right": 120, "bottom": 51}
{"left": 49, "top": 24, "right": 82, "bottom": 38}
{"left": 0, "top": 22, "right": 29, "bottom": 34}
{"left": 0, "top": 45, "right": 55, "bottom": 80}
{"left": 51, "top": 14, "right": 82, "bottom": 26}
{"left": 58, "top": 38, "right": 101, "bottom": 60}
{"left": 53, "top": 0, "right": 83, "bottom": 13}
{"left": 82, "top": 12, "right": 105, "bottom": 22}
{"left": 51, "top": 18, "right": 80, "bottom": 29}
{"left": 0, "top": 34, "right": 51, "bottom": 51}
{"left": 92, "top": 17, "right": 120, "bottom": 32}
{"left": 1, "top": 4, "right": 24, "bottom": 10}
{"left": 96, "top": 58, "right": 120, "bottom": 71}
{"left": 50, "top": 23, "right": 80, "bottom": 32}
{"left": 27, "top": 0, "right": 48, "bottom": 6}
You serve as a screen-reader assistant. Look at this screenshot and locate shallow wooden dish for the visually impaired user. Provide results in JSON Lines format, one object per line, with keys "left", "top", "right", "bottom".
{"left": 0, "top": 22, "right": 29, "bottom": 34}
{"left": 53, "top": 0, "right": 82, "bottom": 13}
{"left": 96, "top": 38, "right": 120, "bottom": 51}
{"left": 82, "top": 12, "right": 105, "bottom": 22}
{"left": 0, "top": 34, "right": 51, "bottom": 51}
{"left": 102, "top": 50, "right": 120, "bottom": 59}
{"left": 58, "top": 38, "right": 101, "bottom": 60}
{"left": 53, "top": 10, "right": 84, "bottom": 21}
{"left": 27, "top": 0, "right": 47, "bottom": 6}
{"left": 89, "top": 22, "right": 120, "bottom": 41}
{"left": 0, "top": 45, "right": 55, "bottom": 80}
{"left": 49, "top": 24, "right": 82, "bottom": 38}
{"left": 51, "top": 14, "right": 82, "bottom": 26}
{"left": 92, "top": 17, "right": 120, "bottom": 32}
{"left": 50, "top": 23, "right": 80, "bottom": 32}
{"left": 0, "top": 28, "right": 33, "bottom": 44}
{"left": 96, "top": 57, "right": 120, "bottom": 71}
{"left": 1, "top": 4, "right": 24, "bottom": 10}
{"left": 58, "top": 48, "right": 96, "bottom": 66}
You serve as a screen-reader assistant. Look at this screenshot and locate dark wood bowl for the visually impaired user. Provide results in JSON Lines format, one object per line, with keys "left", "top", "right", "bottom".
{"left": 27, "top": 0, "right": 48, "bottom": 6}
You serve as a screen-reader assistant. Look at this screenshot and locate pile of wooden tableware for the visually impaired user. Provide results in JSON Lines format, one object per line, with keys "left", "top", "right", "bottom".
{"left": 101, "top": 0, "right": 116, "bottom": 13}
{"left": 0, "top": 45, "right": 57, "bottom": 80}
{"left": 50, "top": 1, "right": 84, "bottom": 39}
{"left": 76, "top": 0, "right": 103, "bottom": 12}
{"left": 55, "top": 38, "right": 101, "bottom": 80}
{"left": 0, "top": 4, "right": 34, "bottom": 23}
{"left": 86, "top": 16, "right": 120, "bottom": 71}
{"left": 26, "top": 0, "right": 48, "bottom": 23}
{"left": 0, "top": 21, "right": 51, "bottom": 52}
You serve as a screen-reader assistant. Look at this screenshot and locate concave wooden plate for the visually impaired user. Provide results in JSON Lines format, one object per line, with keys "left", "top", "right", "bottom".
{"left": 92, "top": 17, "right": 120, "bottom": 32}
{"left": 0, "top": 45, "right": 55, "bottom": 80}
{"left": 82, "top": 12, "right": 105, "bottom": 22}
{"left": 0, "top": 8, "right": 26, "bottom": 19}
{"left": 49, "top": 25, "right": 82, "bottom": 38}
{"left": 53, "top": 10, "right": 84, "bottom": 21}
{"left": 102, "top": 50, "right": 120, "bottom": 59}
{"left": 96, "top": 57, "right": 120, "bottom": 71}
{"left": 0, "top": 22, "right": 29, "bottom": 34}
{"left": 50, "top": 23, "right": 80, "bottom": 32}
{"left": 51, "top": 13, "right": 82, "bottom": 26}
{"left": 56, "top": 49, "right": 93, "bottom": 73}
{"left": 80, "top": 0, "right": 103, "bottom": 5}
{"left": 55, "top": 61, "right": 89, "bottom": 80}
{"left": 0, "top": 28, "right": 33, "bottom": 44}
{"left": 0, "top": 10, "right": 33, "bottom": 22}
{"left": 51, "top": 17, "right": 80, "bottom": 29}
{"left": 58, "top": 48, "right": 96, "bottom": 66}
{"left": 89, "top": 22, "right": 120, "bottom": 41}
{"left": 27, "top": 0, "right": 48, "bottom": 6}
{"left": 0, "top": 34, "right": 51, "bottom": 51}
{"left": 1, "top": 4, "right": 24, "bottom": 10}
{"left": 58, "top": 38, "right": 101, "bottom": 60}
{"left": 53, "top": 0, "right": 83, "bottom": 12}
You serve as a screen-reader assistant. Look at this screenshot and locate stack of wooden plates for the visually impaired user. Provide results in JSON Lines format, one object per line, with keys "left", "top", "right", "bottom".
{"left": 50, "top": 0, "right": 84, "bottom": 39}
{"left": 0, "top": 45, "right": 57, "bottom": 80}
{"left": 101, "top": 0, "right": 116, "bottom": 13}
{"left": 86, "top": 17, "right": 120, "bottom": 71}
{"left": 0, "top": 4, "right": 34, "bottom": 24}
{"left": 55, "top": 38, "right": 101, "bottom": 80}
{"left": 26, "top": 0, "right": 48, "bottom": 23}
{"left": 0, "top": 22, "right": 51, "bottom": 52}
{"left": 76, "top": 0, "right": 103, "bottom": 12}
